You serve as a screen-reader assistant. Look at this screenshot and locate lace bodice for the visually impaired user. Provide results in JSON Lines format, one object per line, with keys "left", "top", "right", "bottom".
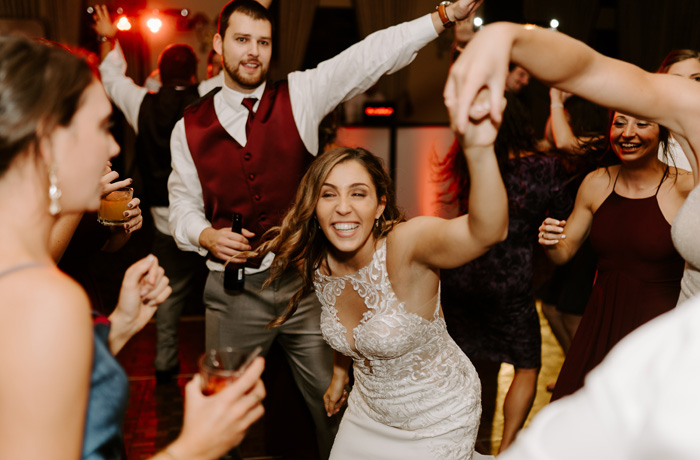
{"left": 314, "top": 240, "right": 481, "bottom": 459}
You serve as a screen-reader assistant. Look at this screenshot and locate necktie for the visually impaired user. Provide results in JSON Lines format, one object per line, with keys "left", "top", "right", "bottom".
{"left": 242, "top": 97, "right": 258, "bottom": 138}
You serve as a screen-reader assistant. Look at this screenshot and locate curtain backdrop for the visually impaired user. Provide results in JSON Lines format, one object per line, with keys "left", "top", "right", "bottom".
{"left": 272, "top": 0, "right": 319, "bottom": 79}
{"left": 617, "top": 0, "right": 700, "bottom": 72}
{"left": 523, "top": 0, "right": 601, "bottom": 44}
{"left": 0, "top": 0, "right": 81, "bottom": 45}
{"left": 354, "top": 0, "right": 419, "bottom": 117}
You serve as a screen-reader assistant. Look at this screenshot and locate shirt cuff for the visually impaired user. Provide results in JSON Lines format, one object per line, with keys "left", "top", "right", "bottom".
{"left": 187, "top": 221, "right": 211, "bottom": 257}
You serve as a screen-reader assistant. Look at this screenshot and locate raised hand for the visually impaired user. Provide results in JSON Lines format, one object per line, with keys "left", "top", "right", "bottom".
{"left": 92, "top": 4, "right": 117, "bottom": 40}
{"left": 451, "top": 0, "right": 484, "bottom": 22}
{"left": 450, "top": 88, "right": 506, "bottom": 150}
{"left": 108, "top": 255, "right": 172, "bottom": 354}
{"left": 445, "top": 23, "right": 517, "bottom": 132}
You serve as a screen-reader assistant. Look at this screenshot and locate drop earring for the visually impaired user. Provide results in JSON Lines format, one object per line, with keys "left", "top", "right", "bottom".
{"left": 48, "top": 162, "right": 62, "bottom": 216}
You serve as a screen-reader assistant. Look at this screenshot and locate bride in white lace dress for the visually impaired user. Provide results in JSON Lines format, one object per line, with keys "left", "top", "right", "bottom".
{"left": 253, "top": 92, "right": 506, "bottom": 459}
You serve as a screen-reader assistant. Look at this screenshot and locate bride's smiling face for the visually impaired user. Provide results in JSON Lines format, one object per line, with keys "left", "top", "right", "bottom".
{"left": 315, "top": 160, "right": 386, "bottom": 262}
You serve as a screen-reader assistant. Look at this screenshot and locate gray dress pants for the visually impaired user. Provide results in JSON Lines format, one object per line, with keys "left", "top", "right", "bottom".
{"left": 152, "top": 228, "right": 206, "bottom": 371}
{"left": 204, "top": 268, "right": 338, "bottom": 459}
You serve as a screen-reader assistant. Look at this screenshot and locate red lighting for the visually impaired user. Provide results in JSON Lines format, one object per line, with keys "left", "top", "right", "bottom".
{"left": 364, "top": 106, "right": 395, "bottom": 117}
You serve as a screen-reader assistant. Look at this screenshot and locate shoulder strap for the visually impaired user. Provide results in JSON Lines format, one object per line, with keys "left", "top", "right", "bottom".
{"left": 0, "top": 262, "right": 46, "bottom": 280}
{"left": 612, "top": 166, "right": 622, "bottom": 192}
{"left": 655, "top": 166, "right": 670, "bottom": 196}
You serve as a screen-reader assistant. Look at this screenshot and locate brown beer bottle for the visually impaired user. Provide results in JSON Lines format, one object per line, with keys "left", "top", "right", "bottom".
{"left": 224, "top": 213, "right": 245, "bottom": 291}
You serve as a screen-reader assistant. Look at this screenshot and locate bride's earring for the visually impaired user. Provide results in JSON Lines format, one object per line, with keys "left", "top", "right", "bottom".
{"left": 48, "top": 162, "right": 62, "bottom": 216}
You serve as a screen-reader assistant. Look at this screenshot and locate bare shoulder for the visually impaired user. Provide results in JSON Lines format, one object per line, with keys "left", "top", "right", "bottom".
{"left": 385, "top": 218, "right": 435, "bottom": 256}
{"left": 578, "top": 167, "right": 615, "bottom": 207}
{"left": 0, "top": 266, "right": 93, "bottom": 347}
{"left": 0, "top": 266, "right": 92, "bottom": 458}
{"left": 668, "top": 167, "right": 695, "bottom": 197}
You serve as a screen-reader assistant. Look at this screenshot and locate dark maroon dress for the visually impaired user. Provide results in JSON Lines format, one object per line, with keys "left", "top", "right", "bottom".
{"left": 551, "top": 170, "right": 684, "bottom": 400}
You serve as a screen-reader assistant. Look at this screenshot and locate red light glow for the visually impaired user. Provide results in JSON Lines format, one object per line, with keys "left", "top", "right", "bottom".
{"left": 364, "top": 106, "right": 395, "bottom": 116}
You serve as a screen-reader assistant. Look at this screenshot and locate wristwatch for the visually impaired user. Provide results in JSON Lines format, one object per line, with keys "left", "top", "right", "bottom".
{"left": 436, "top": 1, "right": 455, "bottom": 29}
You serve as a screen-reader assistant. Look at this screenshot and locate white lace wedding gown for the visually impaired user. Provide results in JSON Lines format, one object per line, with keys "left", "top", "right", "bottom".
{"left": 314, "top": 240, "right": 489, "bottom": 460}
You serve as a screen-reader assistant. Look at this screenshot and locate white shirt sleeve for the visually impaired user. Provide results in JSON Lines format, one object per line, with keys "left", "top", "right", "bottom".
{"left": 98, "top": 41, "right": 148, "bottom": 133}
{"left": 288, "top": 14, "right": 438, "bottom": 155}
{"left": 168, "top": 118, "right": 211, "bottom": 256}
{"left": 198, "top": 72, "right": 224, "bottom": 96}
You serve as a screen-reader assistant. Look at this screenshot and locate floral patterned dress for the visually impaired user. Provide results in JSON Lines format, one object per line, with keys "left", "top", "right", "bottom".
{"left": 441, "top": 155, "right": 571, "bottom": 369}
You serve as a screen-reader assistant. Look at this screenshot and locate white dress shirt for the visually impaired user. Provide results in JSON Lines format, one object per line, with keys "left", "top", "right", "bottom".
{"left": 168, "top": 14, "right": 438, "bottom": 272}
{"left": 98, "top": 42, "right": 224, "bottom": 235}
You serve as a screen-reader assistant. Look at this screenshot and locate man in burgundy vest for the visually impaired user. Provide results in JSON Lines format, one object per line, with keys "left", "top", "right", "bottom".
{"left": 168, "top": 0, "right": 481, "bottom": 457}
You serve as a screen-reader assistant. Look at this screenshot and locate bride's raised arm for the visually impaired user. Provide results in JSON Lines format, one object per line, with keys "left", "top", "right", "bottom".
{"left": 401, "top": 90, "right": 508, "bottom": 270}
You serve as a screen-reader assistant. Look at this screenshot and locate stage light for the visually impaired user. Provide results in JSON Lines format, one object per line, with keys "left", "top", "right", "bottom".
{"left": 550, "top": 19, "right": 559, "bottom": 30}
{"left": 146, "top": 16, "right": 163, "bottom": 33}
{"left": 116, "top": 16, "right": 132, "bottom": 31}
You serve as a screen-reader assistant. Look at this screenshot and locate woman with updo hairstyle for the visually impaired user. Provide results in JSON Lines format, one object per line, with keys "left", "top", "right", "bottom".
{"left": 0, "top": 36, "right": 264, "bottom": 460}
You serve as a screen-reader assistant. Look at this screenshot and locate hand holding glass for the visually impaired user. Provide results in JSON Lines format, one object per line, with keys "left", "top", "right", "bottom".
{"left": 199, "top": 346, "right": 262, "bottom": 396}
{"left": 98, "top": 187, "right": 133, "bottom": 225}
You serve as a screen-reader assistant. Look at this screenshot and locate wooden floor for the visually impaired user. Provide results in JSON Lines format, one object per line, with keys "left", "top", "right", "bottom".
{"left": 116, "top": 301, "right": 565, "bottom": 459}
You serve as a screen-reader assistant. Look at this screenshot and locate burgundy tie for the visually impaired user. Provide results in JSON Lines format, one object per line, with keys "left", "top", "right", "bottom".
{"left": 242, "top": 97, "right": 258, "bottom": 137}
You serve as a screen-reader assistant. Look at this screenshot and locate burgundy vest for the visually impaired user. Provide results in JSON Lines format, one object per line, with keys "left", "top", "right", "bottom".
{"left": 183, "top": 81, "right": 312, "bottom": 256}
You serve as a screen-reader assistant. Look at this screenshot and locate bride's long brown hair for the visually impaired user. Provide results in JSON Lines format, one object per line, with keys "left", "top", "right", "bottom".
{"left": 249, "top": 147, "right": 404, "bottom": 328}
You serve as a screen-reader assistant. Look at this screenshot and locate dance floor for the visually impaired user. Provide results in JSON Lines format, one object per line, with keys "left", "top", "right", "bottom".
{"left": 116, "top": 303, "right": 565, "bottom": 459}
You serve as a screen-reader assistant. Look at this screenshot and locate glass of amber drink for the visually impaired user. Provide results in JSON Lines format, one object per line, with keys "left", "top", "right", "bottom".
{"left": 199, "top": 346, "right": 262, "bottom": 396}
{"left": 98, "top": 187, "right": 133, "bottom": 225}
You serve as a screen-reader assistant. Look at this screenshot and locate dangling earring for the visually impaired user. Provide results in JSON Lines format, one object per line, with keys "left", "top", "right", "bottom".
{"left": 375, "top": 218, "right": 379, "bottom": 228}
{"left": 48, "top": 162, "right": 62, "bottom": 216}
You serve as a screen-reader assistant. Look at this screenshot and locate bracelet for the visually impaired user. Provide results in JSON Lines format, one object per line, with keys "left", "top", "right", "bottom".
{"left": 550, "top": 103, "right": 564, "bottom": 108}
{"left": 97, "top": 35, "right": 109, "bottom": 42}
{"left": 160, "top": 450, "right": 181, "bottom": 460}
{"left": 436, "top": 1, "right": 455, "bottom": 29}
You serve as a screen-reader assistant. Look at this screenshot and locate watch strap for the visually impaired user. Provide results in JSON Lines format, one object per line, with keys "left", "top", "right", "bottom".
{"left": 437, "top": 2, "right": 455, "bottom": 29}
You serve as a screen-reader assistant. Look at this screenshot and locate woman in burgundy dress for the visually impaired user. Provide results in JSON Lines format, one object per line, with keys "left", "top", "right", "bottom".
{"left": 538, "top": 111, "right": 694, "bottom": 400}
